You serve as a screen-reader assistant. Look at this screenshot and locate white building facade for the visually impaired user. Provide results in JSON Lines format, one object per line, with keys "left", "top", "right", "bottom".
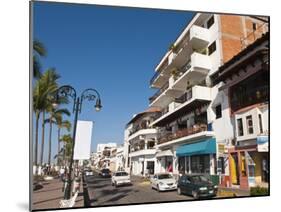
{"left": 125, "top": 108, "right": 161, "bottom": 176}
{"left": 148, "top": 13, "right": 268, "bottom": 185}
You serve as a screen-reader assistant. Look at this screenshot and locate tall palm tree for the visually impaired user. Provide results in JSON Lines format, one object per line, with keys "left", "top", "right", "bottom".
{"left": 33, "top": 39, "right": 47, "bottom": 79}
{"left": 45, "top": 108, "right": 70, "bottom": 166}
{"left": 60, "top": 134, "right": 73, "bottom": 166}
{"left": 33, "top": 69, "right": 60, "bottom": 169}
{"left": 56, "top": 116, "right": 71, "bottom": 166}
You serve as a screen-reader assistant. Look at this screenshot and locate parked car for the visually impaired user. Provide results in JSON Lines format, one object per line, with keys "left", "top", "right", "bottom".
{"left": 99, "top": 168, "right": 111, "bottom": 178}
{"left": 83, "top": 167, "right": 93, "bottom": 176}
{"left": 177, "top": 174, "right": 218, "bottom": 199}
{"left": 111, "top": 171, "right": 131, "bottom": 187}
{"left": 150, "top": 173, "right": 177, "bottom": 192}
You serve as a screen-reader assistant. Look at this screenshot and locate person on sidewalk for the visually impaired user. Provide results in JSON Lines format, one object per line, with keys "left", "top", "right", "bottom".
{"left": 60, "top": 167, "right": 65, "bottom": 182}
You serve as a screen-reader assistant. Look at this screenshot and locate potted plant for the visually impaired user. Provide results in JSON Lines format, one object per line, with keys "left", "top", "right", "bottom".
{"left": 171, "top": 68, "right": 179, "bottom": 80}
{"left": 169, "top": 43, "right": 177, "bottom": 53}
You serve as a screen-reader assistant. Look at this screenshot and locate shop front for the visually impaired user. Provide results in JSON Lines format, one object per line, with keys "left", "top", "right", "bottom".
{"left": 176, "top": 138, "right": 217, "bottom": 183}
{"left": 228, "top": 136, "right": 269, "bottom": 189}
{"left": 155, "top": 149, "right": 174, "bottom": 173}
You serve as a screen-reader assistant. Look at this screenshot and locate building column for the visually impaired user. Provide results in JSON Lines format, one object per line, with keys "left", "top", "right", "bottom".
{"left": 144, "top": 139, "right": 148, "bottom": 150}
{"left": 210, "top": 154, "right": 215, "bottom": 175}
{"left": 188, "top": 156, "right": 191, "bottom": 174}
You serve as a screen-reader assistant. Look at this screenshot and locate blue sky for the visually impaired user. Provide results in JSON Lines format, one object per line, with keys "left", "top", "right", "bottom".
{"left": 33, "top": 1, "right": 194, "bottom": 162}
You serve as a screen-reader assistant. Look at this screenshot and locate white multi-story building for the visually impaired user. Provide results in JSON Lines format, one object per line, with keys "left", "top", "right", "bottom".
{"left": 124, "top": 107, "right": 161, "bottom": 176}
{"left": 94, "top": 143, "right": 117, "bottom": 169}
{"left": 147, "top": 13, "right": 268, "bottom": 185}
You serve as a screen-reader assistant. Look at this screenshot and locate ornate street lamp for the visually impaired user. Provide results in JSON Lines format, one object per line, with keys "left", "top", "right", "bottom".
{"left": 53, "top": 85, "right": 102, "bottom": 200}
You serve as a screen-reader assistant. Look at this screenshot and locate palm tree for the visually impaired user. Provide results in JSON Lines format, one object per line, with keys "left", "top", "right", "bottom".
{"left": 33, "top": 69, "right": 60, "bottom": 170}
{"left": 45, "top": 108, "right": 71, "bottom": 167}
{"left": 56, "top": 117, "right": 71, "bottom": 166}
{"left": 33, "top": 39, "right": 47, "bottom": 79}
{"left": 33, "top": 69, "right": 59, "bottom": 168}
{"left": 60, "top": 134, "right": 73, "bottom": 166}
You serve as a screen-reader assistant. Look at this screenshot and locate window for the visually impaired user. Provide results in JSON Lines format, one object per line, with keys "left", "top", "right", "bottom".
{"left": 237, "top": 118, "right": 244, "bottom": 136}
{"left": 217, "top": 157, "right": 225, "bottom": 174}
{"left": 207, "top": 16, "right": 215, "bottom": 29}
{"left": 208, "top": 41, "right": 216, "bottom": 55}
{"left": 259, "top": 114, "right": 263, "bottom": 133}
{"left": 191, "top": 155, "right": 210, "bottom": 174}
{"left": 246, "top": 115, "right": 254, "bottom": 134}
{"left": 215, "top": 104, "right": 222, "bottom": 119}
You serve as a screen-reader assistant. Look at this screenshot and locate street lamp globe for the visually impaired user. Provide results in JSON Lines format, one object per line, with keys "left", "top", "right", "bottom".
{"left": 95, "top": 98, "right": 102, "bottom": 112}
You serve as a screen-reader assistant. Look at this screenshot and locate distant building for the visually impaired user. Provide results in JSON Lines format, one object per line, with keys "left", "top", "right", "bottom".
{"left": 92, "top": 143, "right": 117, "bottom": 169}
{"left": 124, "top": 107, "right": 161, "bottom": 176}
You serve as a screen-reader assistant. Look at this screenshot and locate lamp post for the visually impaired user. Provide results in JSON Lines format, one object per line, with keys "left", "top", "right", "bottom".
{"left": 53, "top": 85, "right": 102, "bottom": 200}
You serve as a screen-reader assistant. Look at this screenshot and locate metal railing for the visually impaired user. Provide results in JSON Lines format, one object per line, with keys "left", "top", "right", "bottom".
{"left": 175, "top": 89, "right": 193, "bottom": 104}
{"left": 173, "top": 61, "right": 191, "bottom": 81}
{"left": 149, "top": 81, "right": 169, "bottom": 104}
{"left": 158, "top": 124, "right": 208, "bottom": 144}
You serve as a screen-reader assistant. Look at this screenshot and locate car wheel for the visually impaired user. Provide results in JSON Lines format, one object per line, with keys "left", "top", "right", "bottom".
{"left": 157, "top": 185, "right": 160, "bottom": 192}
{"left": 111, "top": 182, "right": 114, "bottom": 186}
{"left": 115, "top": 181, "right": 118, "bottom": 188}
{"left": 192, "top": 190, "right": 199, "bottom": 199}
{"left": 177, "top": 187, "right": 182, "bottom": 195}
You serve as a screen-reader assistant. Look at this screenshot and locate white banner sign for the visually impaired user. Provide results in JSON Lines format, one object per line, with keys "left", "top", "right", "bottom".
{"left": 73, "top": 120, "right": 93, "bottom": 160}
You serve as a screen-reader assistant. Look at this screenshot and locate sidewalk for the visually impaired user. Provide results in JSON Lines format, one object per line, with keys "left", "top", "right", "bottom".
{"left": 32, "top": 177, "right": 84, "bottom": 210}
{"left": 218, "top": 186, "right": 250, "bottom": 197}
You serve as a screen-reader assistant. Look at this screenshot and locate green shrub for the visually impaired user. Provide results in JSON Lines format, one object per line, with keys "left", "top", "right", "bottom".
{"left": 250, "top": 186, "right": 269, "bottom": 196}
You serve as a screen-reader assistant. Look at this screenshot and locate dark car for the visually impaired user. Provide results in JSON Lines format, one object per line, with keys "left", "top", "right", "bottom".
{"left": 99, "top": 168, "right": 111, "bottom": 177}
{"left": 177, "top": 174, "right": 218, "bottom": 199}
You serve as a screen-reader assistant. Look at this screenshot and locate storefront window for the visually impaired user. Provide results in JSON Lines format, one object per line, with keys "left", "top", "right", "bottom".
{"left": 178, "top": 157, "right": 185, "bottom": 174}
{"left": 191, "top": 155, "right": 210, "bottom": 174}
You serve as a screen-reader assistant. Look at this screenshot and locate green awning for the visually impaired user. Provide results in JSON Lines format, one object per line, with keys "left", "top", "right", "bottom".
{"left": 176, "top": 138, "right": 216, "bottom": 157}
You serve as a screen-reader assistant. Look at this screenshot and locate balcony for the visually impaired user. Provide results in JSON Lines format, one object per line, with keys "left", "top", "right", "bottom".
{"left": 129, "top": 148, "right": 156, "bottom": 158}
{"left": 231, "top": 85, "right": 269, "bottom": 112}
{"left": 149, "top": 52, "right": 211, "bottom": 107}
{"left": 128, "top": 128, "right": 158, "bottom": 142}
{"left": 151, "top": 86, "right": 211, "bottom": 127}
{"left": 190, "top": 25, "right": 210, "bottom": 49}
{"left": 149, "top": 81, "right": 169, "bottom": 104}
{"left": 157, "top": 124, "right": 214, "bottom": 147}
{"left": 168, "top": 52, "right": 211, "bottom": 92}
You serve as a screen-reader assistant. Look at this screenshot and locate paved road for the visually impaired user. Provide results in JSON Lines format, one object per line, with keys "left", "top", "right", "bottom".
{"left": 85, "top": 172, "right": 194, "bottom": 207}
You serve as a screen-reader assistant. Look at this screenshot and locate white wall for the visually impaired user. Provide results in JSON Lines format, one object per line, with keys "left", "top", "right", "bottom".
{"left": 210, "top": 84, "right": 234, "bottom": 142}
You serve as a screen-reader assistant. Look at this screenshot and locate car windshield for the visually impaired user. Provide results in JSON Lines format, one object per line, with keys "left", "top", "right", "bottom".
{"left": 102, "top": 169, "right": 110, "bottom": 173}
{"left": 191, "top": 175, "right": 209, "bottom": 183}
{"left": 115, "top": 172, "right": 128, "bottom": 176}
{"left": 158, "top": 174, "right": 173, "bottom": 179}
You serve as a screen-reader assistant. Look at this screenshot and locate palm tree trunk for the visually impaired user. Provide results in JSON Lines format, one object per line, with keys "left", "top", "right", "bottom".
{"left": 48, "top": 120, "right": 53, "bottom": 166}
{"left": 57, "top": 128, "right": 60, "bottom": 166}
{"left": 34, "top": 112, "right": 40, "bottom": 169}
{"left": 40, "top": 111, "right": 46, "bottom": 166}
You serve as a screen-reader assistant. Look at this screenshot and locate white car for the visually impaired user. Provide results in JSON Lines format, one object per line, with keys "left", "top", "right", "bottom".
{"left": 150, "top": 173, "right": 177, "bottom": 191}
{"left": 111, "top": 171, "right": 131, "bottom": 187}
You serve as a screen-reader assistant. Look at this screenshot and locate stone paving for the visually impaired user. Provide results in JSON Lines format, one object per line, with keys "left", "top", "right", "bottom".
{"left": 32, "top": 177, "right": 84, "bottom": 210}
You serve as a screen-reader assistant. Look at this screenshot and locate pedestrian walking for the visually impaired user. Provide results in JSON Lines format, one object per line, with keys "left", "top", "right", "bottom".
{"left": 60, "top": 167, "right": 65, "bottom": 181}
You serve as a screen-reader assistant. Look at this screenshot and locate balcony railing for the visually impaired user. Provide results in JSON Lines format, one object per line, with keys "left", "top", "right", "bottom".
{"left": 175, "top": 89, "right": 193, "bottom": 104}
{"left": 150, "top": 62, "right": 169, "bottom": 85}
{"left": 149, "top": 81, "right": 169, "bottom": 104}
{"left": 158, "top": 124, "right": 208, "bottom": 144}
{"left": 173, "top": 61, "right": 191, "bottom": 81}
